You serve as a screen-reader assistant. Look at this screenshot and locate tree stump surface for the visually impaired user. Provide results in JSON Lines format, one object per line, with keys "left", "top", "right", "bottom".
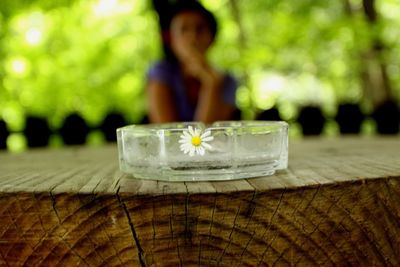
{"left": 0, "top": 137, "right": 399, "bottom": 266}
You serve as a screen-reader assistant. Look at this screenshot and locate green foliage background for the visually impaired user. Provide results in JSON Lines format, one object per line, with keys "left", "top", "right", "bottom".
{"left": 1, "top": 0, "right": 399, "bottom": 148}
{"left": 1, "top": 0, "right": 157, "bottom": 132}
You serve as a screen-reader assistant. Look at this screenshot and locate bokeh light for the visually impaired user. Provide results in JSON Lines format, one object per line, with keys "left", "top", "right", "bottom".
{"left": 25, "top": 28, "right": 43, "bottom": 45}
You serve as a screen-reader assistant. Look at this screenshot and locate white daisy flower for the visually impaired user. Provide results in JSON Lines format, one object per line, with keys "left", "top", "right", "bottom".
{"left": 179, "top": 126, "right": 214, "bottom": 156}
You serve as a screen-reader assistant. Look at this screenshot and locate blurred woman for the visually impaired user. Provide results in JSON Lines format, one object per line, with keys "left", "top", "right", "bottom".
{"left": 147, "top": 1, "right": 238, "bottom": 123}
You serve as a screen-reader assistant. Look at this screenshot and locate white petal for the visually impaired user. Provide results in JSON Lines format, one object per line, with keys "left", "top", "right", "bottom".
{"left": 179, "top": 134, "right": 191, "bottom": 141}
{"left": 194, "top": 128, "right": 201, "bottom": 136}
{"left": 202, "top": 142, "right": 212, "bottom": 150}
{"left": 183, "top": 131, "right": 191, "bottom": 138}
{"left": 180, "top": 142, "right": 187, "bottom": 147}
{"left": 201, "top": 131, "right": 211, "bottom": 138}
{"left": 188, "top": 126, "right": 195, "bottom": 136}
{"left": 182, "top": 144, "right": 191, "bottom": 152}
{"left": 198, "top": 146, "right": 205, "bottom": 155}
{"left": 179, "top": 138, "right": 189, "bottom": 144}
{"left": 202, "top": 136, "right": 214, "bottom": 142}
{"left": 180, "top": 144, "right": 188, "bottom": 150}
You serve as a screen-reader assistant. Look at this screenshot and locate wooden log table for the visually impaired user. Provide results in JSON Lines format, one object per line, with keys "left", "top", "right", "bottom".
{"left": 0, "top": 137, "right": 399, "bottom": 266}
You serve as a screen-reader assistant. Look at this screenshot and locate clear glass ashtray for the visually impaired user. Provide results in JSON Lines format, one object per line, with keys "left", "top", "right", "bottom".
{"left": 117, "top": 121, "right": 288, "bottom": 181}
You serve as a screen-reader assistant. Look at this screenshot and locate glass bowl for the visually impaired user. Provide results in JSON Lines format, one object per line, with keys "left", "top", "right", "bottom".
{"left": 117, "top": 121, "right": 288, "bottom": 181}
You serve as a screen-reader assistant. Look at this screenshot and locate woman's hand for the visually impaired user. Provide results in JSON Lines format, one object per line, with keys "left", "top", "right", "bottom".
{"left": 174, "top": 42, "right": 218, "bottom": 82}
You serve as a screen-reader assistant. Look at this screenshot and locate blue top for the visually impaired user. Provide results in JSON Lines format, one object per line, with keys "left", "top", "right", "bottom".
{"left": 147, "top": 61, "right": 238, "bottom": 121}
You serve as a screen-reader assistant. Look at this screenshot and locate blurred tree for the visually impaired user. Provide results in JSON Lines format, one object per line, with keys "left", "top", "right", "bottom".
{"left": 344, "top": 0, "right": 394, "bottom": 109}
{"left": 1, "top": 0, "right": 157, "bottom": 134}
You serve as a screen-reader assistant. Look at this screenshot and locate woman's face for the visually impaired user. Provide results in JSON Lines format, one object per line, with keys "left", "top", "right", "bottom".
{"left": 169, "top": 11, "right": 213, "bottom": 60}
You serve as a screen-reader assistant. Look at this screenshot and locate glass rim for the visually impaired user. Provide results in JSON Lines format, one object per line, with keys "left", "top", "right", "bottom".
{"left": 117, "top": 120, "right": 288, "bottom": 134}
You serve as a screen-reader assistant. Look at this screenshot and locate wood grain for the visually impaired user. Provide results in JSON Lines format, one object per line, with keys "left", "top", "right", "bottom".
{"left": 0, "top": 137, "right": 399, "bottom": 266}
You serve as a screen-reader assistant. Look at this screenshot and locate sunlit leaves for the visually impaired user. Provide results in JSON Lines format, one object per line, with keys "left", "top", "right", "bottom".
{"left": 0, "top": 0, "right": 157, "bottom": 131}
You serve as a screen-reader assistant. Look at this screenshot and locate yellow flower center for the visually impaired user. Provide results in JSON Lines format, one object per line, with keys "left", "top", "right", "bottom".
{"left": 191, "top": 136, "right": 202, "bottom": 146}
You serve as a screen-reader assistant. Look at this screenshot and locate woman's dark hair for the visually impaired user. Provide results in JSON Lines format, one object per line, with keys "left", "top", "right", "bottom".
{"left": 166, "top": 1, "right": 217, "bottom": 38}
{"left": 156, "top": 1, "right": 218, "bottom": 61}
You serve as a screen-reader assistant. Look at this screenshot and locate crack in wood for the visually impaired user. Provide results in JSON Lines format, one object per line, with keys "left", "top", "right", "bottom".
{"left": 85, "top": 234, "right": 107, "bottom": 264}
{"left": 55, "top": 236, "right": 91, "bottom": 266}
{"left": 111, "top": 172, "right": 125, "bottom": 193}
{"left": 26, "top": 193, "right": 58, "bottom": 266}
{"left": 184, "top": 182, "right": 191, "bottom": 245}
{"left": 301, "top": 191, "right": 344, "bottom": 265}
{"left": 151, "top": 197, "right": 156, "bottom": 265}
{"left": 216, "top": 195, "right": 243, "bottom": 266}
{"left": 238, "top": 229, "right": 256, "bottom": 266}
{"left": 49, "top": 192, "right": 63, "bottom": 226}
{"left": 341, "top": 185, "right": 388, "bottom": 264}
{"left": 275, "top": 188, "right": 306, "bottom": 265}
{"left": 238, "top": 191, "right": 258, "bottom": 266}
{"left": 99, "top": 220, "right": 125, "bottom": 266}
{"left": 364, "top": 180, "right": 400, "bottom": 266}
{"left": 317, "top": 184, "right": 374, "bottom": 266}
{"left": 283, "top": 185, "right": 334, "bottom": 265}
{"left": 116, "top": 191, "right": 146, "bottom": 267}
{"left": 169, "top": 193, "right": 183, "bottom": 267}
{"left": 258, "top": 189, "right": 286, "bottom": 266}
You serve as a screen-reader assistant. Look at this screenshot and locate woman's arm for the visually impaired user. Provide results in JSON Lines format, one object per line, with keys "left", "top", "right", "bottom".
{"left": 147, "top": 80, "right": 179, "bottom": 123}
{"left": 176, "top": 46, "right": 235, "bottom": 123}
{"left": 194, "top": 69, "right": 236, "bottom": 123}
